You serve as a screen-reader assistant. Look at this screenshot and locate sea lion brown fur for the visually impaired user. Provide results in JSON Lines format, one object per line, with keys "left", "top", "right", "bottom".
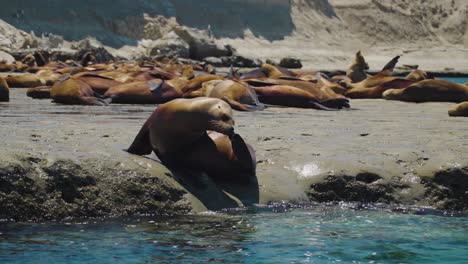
{"left": 127, "top": 97, "right": 256, "bottom": 182}
{"left": 448, "top": 102, "right": 468, "bottom": 117}
{"left": 383, "top": 79, "right": 468, "bottom": 103}
{"left": 0, "top": 77, "right": 9, "bottom": 102}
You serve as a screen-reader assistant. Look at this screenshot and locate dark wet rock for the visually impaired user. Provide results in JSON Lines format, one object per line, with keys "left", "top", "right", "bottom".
{"left": 307, "top": 173, "right": 407, "bottom": 203}
{"left": 223, "top": 55, "right": 262, "bottom": 68}
{"left": 279, "top": 57, "right": 302, "bottom": 68}
{"left": 0, "top": 157, "right": 190, "bottom": 222}
{"left": 73, "top": 37, "right": 114, "bottom": 63}
{"left": 421, "top": 167, "right": 468, "bottom": 210}
{"left": 173, "top": 27, "right": 234, "bottom": 60}
{"left": 148, "top": 31, "right": 190, "bottom": 59}
{"left": 49, "top": 48, "right": 78, "bottom": 62}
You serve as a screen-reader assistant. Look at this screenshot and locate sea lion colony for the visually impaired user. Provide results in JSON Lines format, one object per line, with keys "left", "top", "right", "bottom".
{"left": 0, "top": 50, "right": 467, "bottom": 183}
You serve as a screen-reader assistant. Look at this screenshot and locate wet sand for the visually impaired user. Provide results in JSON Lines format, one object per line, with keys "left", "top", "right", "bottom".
{"left": 1, "top": 88, "right": 467, "bottom": 220}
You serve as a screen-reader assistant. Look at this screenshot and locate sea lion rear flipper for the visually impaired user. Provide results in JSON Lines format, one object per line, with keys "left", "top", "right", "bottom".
{"left": 127, "top": 121, "right": 153, "bottom": 155}
{"left": 381, "top": 55, "right": 400, "bottom": 72}
{"left": 308, "top": 101, "right": 339, "bottom": 111}
{"left": 231, "top": 133, "right": 256, "bottom": 173}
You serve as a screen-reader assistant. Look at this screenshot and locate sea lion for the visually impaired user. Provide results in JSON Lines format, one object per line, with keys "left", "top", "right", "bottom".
{"left": 253, "top": 85, "right": 349, "bottom": 110}
{"left": 346, "top": 51, "right": 369, "bottom": 83}
{"left": 27, "top": 86, "right": 52, "bottom": 99}
{"left": 340, "top": 70, "right": 396, "bottom": 90}
{"left": 74, "top": 73, "right": 122, "bottom": 94}
{"left": 245, "top": 78, "right": 348, "bottom": 105}
{"left": 103, "top": 79, "right": 183, "bottom": 104}
{"left": 383, "top": 79, "right": 468, "bottom": 103}
{"left": 181, "top": 74, "right": 224, "bottom": 94}
{"left": 127, "top": 98, "right": 255, "bottom": 182}
{"left": 50, "top": 77, "right": 105, "bottom": 105}
{"left": 448, "top": 102, "right": 468, "bottom": 117}
{"left": 5, "top": 74, "right": 44, "bottom": 88}
{"left": 0, "top": 77, "right": 9, "bottom": 102}
{"left": 405, "top": 69, "right": 429, "bottom": 82}
{"left": 345, "top": 78, "right": 414, "bottom": 99}
{"left": 463, "top": 82, "right": 467, "bottom": 86}
{"left": 185, "top": 80, "right": 264, "bottom": 111}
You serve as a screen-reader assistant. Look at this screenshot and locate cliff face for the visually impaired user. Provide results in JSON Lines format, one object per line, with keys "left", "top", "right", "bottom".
{"left": 2, "top": 0, "right": 466, "bottom": 47}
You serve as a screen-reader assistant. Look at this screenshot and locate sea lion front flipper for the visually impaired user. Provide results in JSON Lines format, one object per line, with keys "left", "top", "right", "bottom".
{"left": 127, "top": 121, "right": 153, "bottom": 155}
{"left": 230, "top": 133, "right": 256, "bottom": 173}
{"left": 222, "top": 97, "right": 251, "bottom": 111}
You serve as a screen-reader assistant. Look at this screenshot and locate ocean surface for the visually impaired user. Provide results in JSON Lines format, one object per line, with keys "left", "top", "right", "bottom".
{"left": 1, "top": 77, "right": 467, "bottom": 264}
{"left": 1, "top": 205, "right": 467, "bottom": 264}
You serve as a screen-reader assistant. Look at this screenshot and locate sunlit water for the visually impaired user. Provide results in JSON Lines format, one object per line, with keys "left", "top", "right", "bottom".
{"left": 1, "top": 205, "right": 467, "bottom": 264}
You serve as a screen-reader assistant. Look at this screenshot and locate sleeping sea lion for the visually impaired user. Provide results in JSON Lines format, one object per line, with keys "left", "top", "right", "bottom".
{"left": 405, "top": 69, "right": 429, "bottom": 82}
{"left": 103, "top": 79, "right": 183, "bottom": 104}
{"left": 253, "top": 85, "right": 349, "bottom": 110}
{"left": 50, "top": 77, "right": 105, "bottom": 105}
{"left": 27, "top": 86, "right": 51, "bottom": 99}
{"left": 127, "top": 97, "right": 255, "bottom": 182}
{"left": 5, "top": 74, "right": 44, "bottom": 88}
{"left": 345, "top": 78, "right": 415, "bottom": 99}
{"left": 448, "top": 102, "right": 468, "bottom": 117}
{"left": 383, "top": 79, "right": 468, "bottom": 103}
{"left": 185, "top": 80, "right": 264, "bottom": 111}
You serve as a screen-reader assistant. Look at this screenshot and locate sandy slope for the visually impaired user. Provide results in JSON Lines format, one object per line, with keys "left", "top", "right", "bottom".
{"left": 1, "top": 0, "right": 467, "bottom": 71}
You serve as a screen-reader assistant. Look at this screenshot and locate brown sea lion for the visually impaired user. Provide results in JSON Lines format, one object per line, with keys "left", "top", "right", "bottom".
{"left": 0, "top": 61, "right": 16, "bottom": 72}
{"left": 5, "top": 74, "right": 44, "bottom": 88}
{"left": 74, "top": 73, "right": 122, "bottom": 94}
{"left": 185, "top": 80, "right": 264, "bottom": 111}
{"left": 448, "top": 102, "right": 468, "bottom": 117}
{"left": 50, "top": 78, "right": 105, "bottom": 105}
{"left": 103, "top": 79, "right": 182, "bottom": 104}
{"left": 253, "top": 85, "right": 349, "bottom": 110}
{"left": 463, "top": 82, "right": 467, "bottom": 86}
{"left": 345, "top": 78, "right": 415, "bottom": 99}
{"left": 405, "top": 69, "right": 429, "bottom": 82}
{"left": 346, "top": 51, "right": 369, "bottom": 83}
{"left": 340, "top": 70, "right": 396, "bottom": 90}
{"left": 0, "top": 77, "right": 9, "bottom": 102}
{"left": 27, "top": 86, "right": 52, "bottom": 99}
{"left": 316, "top": 75, "right": 347, "bottom": 95}
{"left": 381, "top": 55, "right": 400, "bottom": 72}
{"left": 383, "top": 79, "right": 468, "bottom": 103}
{"left": 181, "top": 74, "right": 224, "bottom": 94}
{"left": 127, "top": 97, "right": 255, "bottom": 182}
{"left": 245, "top": 78, "right": 347, "bottom": 105}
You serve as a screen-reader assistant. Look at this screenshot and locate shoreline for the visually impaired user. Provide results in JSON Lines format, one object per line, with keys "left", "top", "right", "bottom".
{"left": 1, "top": 88, "right": 467, "bottom": 221}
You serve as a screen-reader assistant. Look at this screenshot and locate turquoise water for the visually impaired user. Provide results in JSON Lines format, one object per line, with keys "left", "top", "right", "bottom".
{"left": 440, "top": 77, "right": 468, "bottom": 84}
{"left": 1, "top": 206, "right": 467, "bottom": 263}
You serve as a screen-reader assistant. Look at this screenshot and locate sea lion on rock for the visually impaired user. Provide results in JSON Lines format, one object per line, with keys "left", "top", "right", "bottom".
{"left": 340, "top": 70, "right": 396, "bottom": 90}
{"left": 5, "top": 74, "right": 44, "bottom": 88}
{"left": 103, "top": 79, "right": 183, "bottom": 104}
{"left": 448, "top": 102, "right": 468, "bottom": 117}
{"left": 0, "top": 77, "right": 9, "bottom": 102}
{"left": 27, "top": 86, "right": 51, "bottom": 99}
{"left": 253, "top": 85, "right": 349, "bottom": 110}
{"left": 127, "top": 97, "right": 255, "bottom": 182}
{"left": 405, "top": 69, "right": 429, "bottom": 82}
{"left": 51, "top": 77, "right": 105, "bottom": 105}
{"left": 74, "top": 73, "right": 122, "bottom": 95}
{"left": 185, "top": 80, "right": 264, "bottom": 111}
{"left": 383, "top": 79, "right": 468, "bottom": 103}
{"left": 345, "top": 78, "right": 415, "bottom": 99}
{"left": 346, "top": 51, "right": 369, "bottom": 83}
{"left": 181, "top": 74, "right": 224, "bottom": 94}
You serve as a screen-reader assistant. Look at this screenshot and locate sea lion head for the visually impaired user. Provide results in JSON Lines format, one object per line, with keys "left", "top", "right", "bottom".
{"left": 204, "top": 98, "right": 235, "bottom": 136}
{"left": 382, "top": 88, "right": 404, "bottom": 100}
